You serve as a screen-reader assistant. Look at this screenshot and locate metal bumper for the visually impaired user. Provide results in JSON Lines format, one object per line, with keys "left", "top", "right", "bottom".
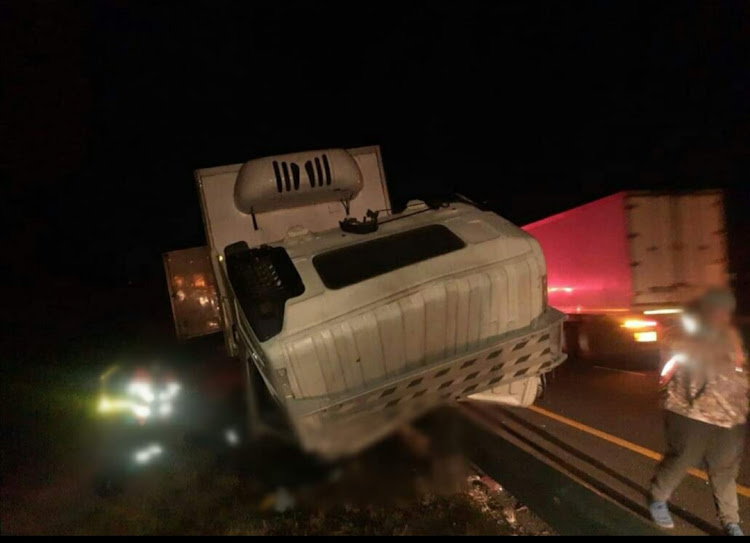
{"left": 286, "top": 308, "right": 567, "bottom": 460}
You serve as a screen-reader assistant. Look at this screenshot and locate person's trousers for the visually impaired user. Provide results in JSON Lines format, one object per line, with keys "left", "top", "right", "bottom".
{"left": 650, "top": 410, "right": 746, "bottom": 525}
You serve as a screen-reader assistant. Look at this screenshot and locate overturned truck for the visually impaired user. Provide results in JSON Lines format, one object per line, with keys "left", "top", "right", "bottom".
{"left": 164, "top": 146, "right": 566, "bottom": 460}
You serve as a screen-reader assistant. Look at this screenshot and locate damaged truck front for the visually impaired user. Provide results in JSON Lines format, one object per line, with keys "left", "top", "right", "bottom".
{"left": 164, "top": 146, "right": 566, "bottom": 460}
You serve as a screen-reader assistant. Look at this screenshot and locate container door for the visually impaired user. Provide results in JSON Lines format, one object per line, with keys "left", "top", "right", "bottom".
{"left": 674, "top": 192, "right": 728, "bottom": 294}
{"left": 163, "top": 246, "right": 223, "bottom": 339}
{"left": 626, "top": 191, "right": 727, "bottom": 307}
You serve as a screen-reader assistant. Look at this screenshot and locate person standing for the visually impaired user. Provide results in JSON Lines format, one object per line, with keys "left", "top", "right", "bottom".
{"left": 649, "top": 288, "right": 748, "bottom": 536}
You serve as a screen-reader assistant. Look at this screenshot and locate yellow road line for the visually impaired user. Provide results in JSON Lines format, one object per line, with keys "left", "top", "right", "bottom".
{"left": 529, "top": 405, "right": 750, "bottom": 499}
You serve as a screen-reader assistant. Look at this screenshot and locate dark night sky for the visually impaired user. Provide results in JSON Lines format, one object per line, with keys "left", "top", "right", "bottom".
{"left": 2, "top": 1, "right": 749, "bottom": 359}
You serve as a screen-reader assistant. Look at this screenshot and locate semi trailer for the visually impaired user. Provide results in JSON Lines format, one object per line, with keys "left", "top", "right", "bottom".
{"left": 523, "top": 190, "right": 729, "bottom": 361}
{"left": 163, "top": 145, "right": 566, "bottom": 460}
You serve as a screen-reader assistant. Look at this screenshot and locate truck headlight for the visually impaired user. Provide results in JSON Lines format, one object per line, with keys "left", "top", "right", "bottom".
{"left": 634, "top": 331, "right": 658, "bottom": 343}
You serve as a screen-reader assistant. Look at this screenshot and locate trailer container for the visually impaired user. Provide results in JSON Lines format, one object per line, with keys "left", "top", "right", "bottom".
{"left": 523, "top": 190, "right": 729, "bottom": 360}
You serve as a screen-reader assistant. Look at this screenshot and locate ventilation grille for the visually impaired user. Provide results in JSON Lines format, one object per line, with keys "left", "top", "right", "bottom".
{"left": 273, "top": 154, "right": 331, "bottom": 192}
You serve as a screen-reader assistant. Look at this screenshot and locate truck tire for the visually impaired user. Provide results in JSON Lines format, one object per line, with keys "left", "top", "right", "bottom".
{"left": 563, "top": 321, "right": 594, "bottom": 365}
{"left": 243, "top": 355, "right": 294, "bottom": 443}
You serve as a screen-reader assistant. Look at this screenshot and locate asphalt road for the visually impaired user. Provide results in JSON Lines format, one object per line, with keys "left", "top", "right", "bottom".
{"left": 496, "top": 358, "right": 750, "bottom": 532}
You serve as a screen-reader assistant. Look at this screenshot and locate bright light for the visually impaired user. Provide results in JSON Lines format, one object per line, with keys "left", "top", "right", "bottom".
{"left": 634, "top": 331, "right": 658, "bottom": 343}
{"left": 644, "top": 309, "right": 683, "bottom": 316}
{"left": 661, "top": 353, "right": 687, "bottom": 377}
{"left": 681, "top": 314, "right": 700, "bottom": 335}
{"left": 128, "top": 381, "right": 155, "bottom": 403}
{"left": 549, "top": 287, "right": 574, "bottom": 293}
{"left": 97, "top": 396, "right": 132, "bottom": 414}
{"left": 622, "top": 319, "right": 658, "bottom": 330}
{"left": 198, "top": 296, "right": 209, "bottom": 306}
{"left": 132, "top": 404, "right": 152, "bottom": 419}
{"left": 225, "top": 428, "right": 240, "bottom": 447}
{"left": 133, "top": 443, "right": 163, "bottom": 465}
{"left": 102, "top": 381, "right": 180, "bottom": 421}
{"left": 159, "top": 403, "right": 173, "bottom": 417}
{"left": 159, "top": 382, "right": 181, "bottom": 402}
{"left": 134, "top": 450, "right": 150, "bottom": 464}
{"left": 97, "top": 395, "right": 153, "bottom": 419}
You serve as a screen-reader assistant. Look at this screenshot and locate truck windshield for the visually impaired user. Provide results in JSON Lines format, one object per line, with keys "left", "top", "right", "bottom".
{"left": 313, "top": 224, "right": 466, "bottom": 290}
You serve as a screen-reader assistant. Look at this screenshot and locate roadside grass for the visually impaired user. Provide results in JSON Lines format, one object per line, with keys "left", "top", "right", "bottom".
{"left": 4, "top": 424, "right": 550, "bottom": 536}
{"left": 64, "top": 455, "right": 529, "bottom": 536}
{"left": 1, "top": 339, "right": 553, "bottom": 536}
{"left": 3, "top": 384, "right": 553, "bottom": 536}
{"left": 1, "top": 363, "right": 97, "bottom": 487}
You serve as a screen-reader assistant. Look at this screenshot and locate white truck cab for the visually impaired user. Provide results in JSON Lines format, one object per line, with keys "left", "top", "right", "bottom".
{"left": 164, "top": 146, "right": 565, "bottom": 460}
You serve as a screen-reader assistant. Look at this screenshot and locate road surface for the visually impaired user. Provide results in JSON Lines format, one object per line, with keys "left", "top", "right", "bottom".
{"left": 478, "top": 357, "right": 750, "bottom": 532}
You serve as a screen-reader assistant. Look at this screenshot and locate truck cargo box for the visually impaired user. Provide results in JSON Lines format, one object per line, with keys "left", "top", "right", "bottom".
{"left": 523, "top": 191, "right": 729, "bottom": 315}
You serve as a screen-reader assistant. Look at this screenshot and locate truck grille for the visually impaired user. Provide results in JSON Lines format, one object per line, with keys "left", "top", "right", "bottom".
{"left": 316, "top": 318, "right": 561, "bottom": 420}
{"left": 290, "top": 308, "right": 566, "bottom": 459}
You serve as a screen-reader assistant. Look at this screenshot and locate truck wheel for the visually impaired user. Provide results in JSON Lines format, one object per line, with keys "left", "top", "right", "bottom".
{"left": 577, "top": 329, "right": 592, "bottom": 357}
{"left": 563, "top": 322, "right": 594, "bottom": 365}
{"left": 243, "top": 356, "right": 294, "bottom": 443}
{"left": 563, "top": 323, "right": 580, "bottom": 358}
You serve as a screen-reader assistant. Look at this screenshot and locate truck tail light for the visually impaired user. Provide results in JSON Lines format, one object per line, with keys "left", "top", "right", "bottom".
{"left": 621, "top": 319, "right": 658, "bottom": 343}
{"left": 634, "top": 331, "right": 658, "bottom": 343}
{"left": 621, "top": 319, "right": 658, "bottom": 330}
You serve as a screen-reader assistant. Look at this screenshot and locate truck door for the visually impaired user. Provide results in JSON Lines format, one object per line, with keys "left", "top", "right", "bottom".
{"left": 162, "top": 246, "right": 223, "bottom": 339}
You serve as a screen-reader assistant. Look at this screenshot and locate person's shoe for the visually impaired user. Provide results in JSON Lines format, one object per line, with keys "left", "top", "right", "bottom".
{"left": 724, "top": 523, "right": 744, "bottom": 536}
{"left": 649, "top": 501, "right": 675, "bottom": 529}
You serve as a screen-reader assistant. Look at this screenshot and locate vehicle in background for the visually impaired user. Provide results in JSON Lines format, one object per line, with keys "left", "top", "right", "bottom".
{"left": 163, "top": 146, "right": 566, "bottom": 461}
{"left": 93, "top": 363, "right": 185, "bottom": 496}
{"left": 523, "top": 190, "right": 729, "bottom": 362}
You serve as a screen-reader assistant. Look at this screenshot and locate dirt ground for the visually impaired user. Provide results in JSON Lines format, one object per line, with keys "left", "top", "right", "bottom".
{"left": 2, "top": 452, "right": 553, "bottom": 535}
{"left": 1, "top": 346, "right": 553, "bottom": 536}
{"left": 2, "top": 408, "right": 553, "bottom": 535}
